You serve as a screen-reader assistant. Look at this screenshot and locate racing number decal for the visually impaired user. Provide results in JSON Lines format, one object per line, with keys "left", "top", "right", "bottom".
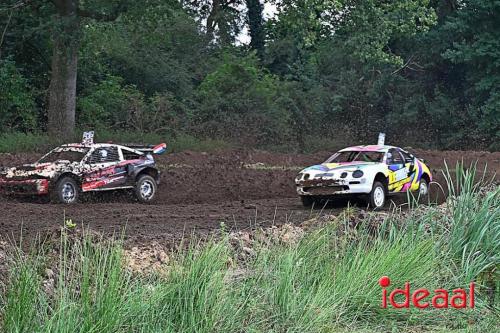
{"left": 388, "top": 164, "right": 412, "bottom": 192}
{"left": 393, "top": 167, "right": 407, "bottom": 182}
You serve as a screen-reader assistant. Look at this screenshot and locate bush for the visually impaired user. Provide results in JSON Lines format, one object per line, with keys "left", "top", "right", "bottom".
{"left": 77, "top": 75, "right": 146, "bottom": 130}
{"left": 77, "top": 76, "right": 190, "bottom": 136}
{"left": 195, "top": 54, "right": 291, "bottom": 146}
{"left": 0, "top": 59, "right": 37, "bottom": 132}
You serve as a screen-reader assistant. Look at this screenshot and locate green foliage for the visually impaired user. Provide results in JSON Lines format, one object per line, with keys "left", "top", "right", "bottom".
{"left": 0, "top": 59, "right": 37, "bottom": 132}
{"left": 196, "top": 54, "right": 291, "bottom": 145}
{"left": 0, "top": 131, "right": 230, "bottom": 153}
{"left": 78, "top": 76, "right": 188, "bottom": 135}
{"left": 1, "top": 0, "right": 499, "bottom": 150}
{"left": 338, "top": 0, "right": 437, "bottom": 66}
{"left": 77, "top": 75, "right": 144, "bottom": 130}
{"left": 440, "top": 0, "right": 500, "bottom": 148}
{"left": 246, "top": 0, "right": 265, "bottom": 58}
{"left": 0, "top": 132, "right": 56, "bottom": 153}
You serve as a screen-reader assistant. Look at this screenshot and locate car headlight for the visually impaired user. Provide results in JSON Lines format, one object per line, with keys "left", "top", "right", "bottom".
{"left": 295, "top": 173, "right": 303, "bottom": 181}
{"left": 340, "top": 172, "right": 347, "bottom": 178}
{"left": 352, "top": 170, "right": 364, "bottom": 178}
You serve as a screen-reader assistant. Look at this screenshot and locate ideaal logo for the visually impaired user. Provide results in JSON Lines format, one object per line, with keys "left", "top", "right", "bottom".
{"left": 379, "top": 276, "right": 475, "bottom": 309}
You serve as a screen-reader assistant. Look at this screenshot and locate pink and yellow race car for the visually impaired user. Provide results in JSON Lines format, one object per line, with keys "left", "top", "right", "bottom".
{"left": 295, "top": 145, "right": 432, "bottom": 208}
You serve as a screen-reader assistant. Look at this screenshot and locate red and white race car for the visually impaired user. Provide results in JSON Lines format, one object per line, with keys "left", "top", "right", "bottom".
{"left": 0, "top": 135, "right": 166, "bottom": 204}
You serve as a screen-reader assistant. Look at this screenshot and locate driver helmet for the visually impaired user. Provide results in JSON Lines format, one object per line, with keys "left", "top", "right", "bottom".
{"left": 99, "top": 149, "right": 108, "bottom": 161}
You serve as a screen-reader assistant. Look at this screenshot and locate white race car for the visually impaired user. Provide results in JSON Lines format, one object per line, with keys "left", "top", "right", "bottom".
{"left": 295, "top": 145, "right": 432, "bottom": 208}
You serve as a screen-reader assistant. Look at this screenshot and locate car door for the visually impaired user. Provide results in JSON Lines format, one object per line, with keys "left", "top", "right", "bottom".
{"left": 399, "top": 149, "right": 421, "bottom": 192}
{"left": 82, "top": 146, "right": 126, "bottom": 191}
{"left": 386, "top": 148, "right": 412, "bottom": 192}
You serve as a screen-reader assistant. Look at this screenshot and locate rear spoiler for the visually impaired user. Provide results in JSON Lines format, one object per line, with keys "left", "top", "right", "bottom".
{"left": 124, "top": 143, "right": 167, "bottom": 155}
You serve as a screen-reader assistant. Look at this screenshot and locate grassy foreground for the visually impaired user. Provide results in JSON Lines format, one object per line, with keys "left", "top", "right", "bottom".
{"left": 0, "top": 165, "right": 498, "bottom": 332}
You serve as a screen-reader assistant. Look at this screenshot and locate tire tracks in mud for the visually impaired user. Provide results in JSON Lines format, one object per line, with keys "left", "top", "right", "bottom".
{"left": 0, "top": 148, "right": 498, "bottom": 246}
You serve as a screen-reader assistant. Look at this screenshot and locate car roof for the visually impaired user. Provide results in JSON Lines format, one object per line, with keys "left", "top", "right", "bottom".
{"left": 60, "top": 143, "right": 127, "bottom": 149}
{"left": 58, "top": 143, "right": 144, "bottom": 153}
{"left": 339, "top": 145, "right": 398, "bottom": 153}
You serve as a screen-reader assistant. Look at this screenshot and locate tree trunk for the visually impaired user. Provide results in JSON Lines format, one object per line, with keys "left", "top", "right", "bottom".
{"left": 206, "top": 0, "right": 221, "bottom": 41}
{"left": 48, "top": 0, "right": 79, "bottom": 140}
{"left": 246, "top": 0, "right": 264, "bottom": 58}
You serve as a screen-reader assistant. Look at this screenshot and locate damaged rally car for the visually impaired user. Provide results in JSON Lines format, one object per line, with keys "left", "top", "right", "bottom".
{"left": 0, "top": 142, "right": 167, "bottom": 204}
{"left": 295, "top": 145, "right": 432, "bottom": 208}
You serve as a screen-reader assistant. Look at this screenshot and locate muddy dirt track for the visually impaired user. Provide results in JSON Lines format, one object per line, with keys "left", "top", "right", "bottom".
{"left": 0, "top": 148, "right": 498, "bottom": 246}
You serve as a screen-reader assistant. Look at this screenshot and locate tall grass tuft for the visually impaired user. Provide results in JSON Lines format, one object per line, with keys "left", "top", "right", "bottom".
{"left": 441, "top": 162, "right": 499, "bottom": 304}
{"left": 1, "top": 251, "right": 44, "bottom": 332}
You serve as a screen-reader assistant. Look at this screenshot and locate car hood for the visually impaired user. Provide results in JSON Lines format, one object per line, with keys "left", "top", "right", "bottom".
{"left": 0, "top": 161, "right": 80, "bottom": 180}
{"left": 300, "top": 161, "right": 378, "bottom": 174}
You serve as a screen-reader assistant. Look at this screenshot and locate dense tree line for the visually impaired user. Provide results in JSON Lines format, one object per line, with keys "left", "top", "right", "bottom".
{"left": 0, "top": 0, "right": 498, "bottom": 150}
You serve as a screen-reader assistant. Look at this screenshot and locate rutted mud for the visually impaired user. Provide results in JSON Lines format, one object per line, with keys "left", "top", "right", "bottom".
{"left": 0, "top": 148, "right": 498, "bottom": 246}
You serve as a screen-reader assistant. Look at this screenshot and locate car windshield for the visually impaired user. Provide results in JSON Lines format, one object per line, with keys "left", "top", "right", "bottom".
{"left": 38, "top": 148, "right": 89, "bottom": 163}
{"left": 325, "top": 151, "right": 384, "bottom": 163}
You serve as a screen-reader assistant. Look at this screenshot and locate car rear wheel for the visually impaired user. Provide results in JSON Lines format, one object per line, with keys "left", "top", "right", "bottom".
{"left": 52, "top": 177, "right": 79, "bottom": 204}
{"left": 418, "top": 177, "right": 429, "bottom": 200}
{"left": 369, "top": 181, "right": 386, "bottom": 209}
{"left": 135, "top": 175, "right": 157, "bottom": 203}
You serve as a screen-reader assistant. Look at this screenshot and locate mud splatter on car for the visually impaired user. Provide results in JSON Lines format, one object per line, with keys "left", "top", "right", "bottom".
{"left": 0, "top": 142, "right": 166, "bottom": 203}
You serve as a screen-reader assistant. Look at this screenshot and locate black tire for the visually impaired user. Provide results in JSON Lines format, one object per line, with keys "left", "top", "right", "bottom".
{"left": 300, "top": 195, "right": 316, "bottom": 207}
{"left": 51, "top": 176, "right": 79, "bottom": 204}
{"left": 135, "top": 175, "right": 157, "bottom": 203}
{"left": 417, "top": 177, "right": 429, "bottom": 201}
{"left": 368, "top": 181, "right": 386, "bottom": 209}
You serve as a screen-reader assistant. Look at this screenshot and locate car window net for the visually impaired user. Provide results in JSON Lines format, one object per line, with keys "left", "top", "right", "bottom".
{"left": 89, "top": 147, "right": 120, "bottom": 163}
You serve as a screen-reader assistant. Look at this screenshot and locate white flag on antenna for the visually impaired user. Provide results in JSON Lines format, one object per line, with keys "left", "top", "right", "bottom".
{"left": 82, "top": 131, "right": 95, "bottom": 145}
{"left": 378, "top": 133, "right": 385, "bottom": 146}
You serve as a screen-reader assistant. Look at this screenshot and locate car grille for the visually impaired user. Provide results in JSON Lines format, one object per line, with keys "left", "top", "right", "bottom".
{"left": 303, "top": 185, "right": 349, "bottom": 195}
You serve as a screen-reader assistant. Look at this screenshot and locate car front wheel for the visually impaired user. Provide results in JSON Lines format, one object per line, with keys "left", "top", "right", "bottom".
{"left": 300, "top": 195, "right": 317, "bottom": 207}
{"left": 135, "top": 175, "right": 157, "bottom": 203}
{"left": 369, "top": 181, "right": 386, "bottom": 209}
{"left": 52, "top": 176, "right": 79, "bottom": 204}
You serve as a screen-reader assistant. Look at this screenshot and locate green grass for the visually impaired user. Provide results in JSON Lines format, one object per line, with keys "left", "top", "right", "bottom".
{"left": 0, "top": 164, "right": 498, "bottom": 332}
{"left": 0, "top": 131, "right": 369, "bottom": 154}
{"left": 0, "top": 132, "right": 57, "bottom": 153}
{"left": 0, "top": 131, "right": 231, "bottom": 154}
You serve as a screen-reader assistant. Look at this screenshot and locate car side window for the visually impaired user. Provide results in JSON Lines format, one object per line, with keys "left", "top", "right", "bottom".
{"left": 399, "top": 150, "right": 413, "bottom": 163}
{"left": 387, "top": 149, "right": 404, "bottom": 165}
{"left": 88, "top": 147, "right": 120, "bottom": 164}
{"left": 121, "top": 149, "right": 142, "bottom": 161}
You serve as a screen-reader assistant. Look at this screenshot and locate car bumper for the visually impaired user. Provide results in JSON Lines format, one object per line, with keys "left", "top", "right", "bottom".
{"left": 0, "top": 179, "right": 50, "bottom": 195}
{"left": 296, "top": 179, "right": 372, "bottom": 196}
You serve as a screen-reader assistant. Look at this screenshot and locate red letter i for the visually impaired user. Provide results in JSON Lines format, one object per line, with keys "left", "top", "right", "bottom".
{"left": 379, "top": 276, "right": 391, "bottom": 308}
